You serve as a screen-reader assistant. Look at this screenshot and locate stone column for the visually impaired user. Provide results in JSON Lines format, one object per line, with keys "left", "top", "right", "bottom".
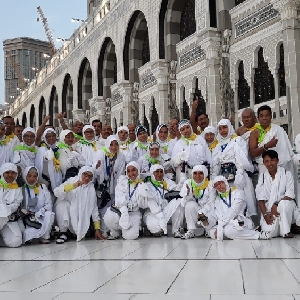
{"left": 249, "top": 75, "right": 255, "bottom": 109}
{"left": 233, "top": 84, "right": 239, "bottom": 128}
{"left": 273, "top": 70, "right": 281, "bottom": 122}
{"left": 271, "top": 0, "right": 300, "bottom": 139}
{"left": 205, "top": 42, "right": 222, "bottom": 126}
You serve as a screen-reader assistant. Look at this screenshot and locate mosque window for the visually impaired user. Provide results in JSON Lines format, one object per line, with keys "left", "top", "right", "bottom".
{"left": 209, "top": 0, "right": 217, "bottom": 28}
{"left": 151, "top": 98, "right": 159, "bottom": 134}
{"left": 254, "top": 47, "right": 275, "bottom": 104}
{"left": 238, "top": 61, "right": 250, "bottom": 109}
{"left": 142, "top": 32, "right": 150, "bottom": 65}
{"left": 235, "top": 0, "right": 247, "bottom": 5}
{"left": 180, "top": 0, "right": 196, "bottom": 41}
{"left": 279, "top": 44, "right": 286, "bottom": 97}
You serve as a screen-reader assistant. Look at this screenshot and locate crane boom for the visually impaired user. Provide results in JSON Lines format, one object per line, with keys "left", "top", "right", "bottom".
{"left": 37, "top": 6, "right": 56, "bottom": 55}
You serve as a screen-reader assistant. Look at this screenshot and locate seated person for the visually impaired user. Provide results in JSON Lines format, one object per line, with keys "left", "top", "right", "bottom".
{"left": 209, "top": 176, "right": 270, "bottom": 241}
{"left": 0, "top": 163, "right": 22, "bottom": 247}
{"left": 104, "top": 162, "right": 145, "bottom": 240}
{"left": 53, "top": 166, "right": 105, "bottom": 243}
{"left": 22, "top": 166, "right": 54, "bottom": 244}
{"left": 139, "top": 164, "right": 184, "bottom": 238}
{"left": 180, "top": 165, "right": 216, "bottom": 239}
{"left": 256, "top": 150, "right": 297, "bottom": 238}
{"left": 129, "top": 125, "right": 150, "bottom": 162}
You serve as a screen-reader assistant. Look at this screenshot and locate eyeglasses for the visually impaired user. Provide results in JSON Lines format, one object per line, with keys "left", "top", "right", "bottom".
{"left": 154, "top": 170, "right": 164, "bottom": 174}
{"left": 82, "top": 172, "right": 93, "bottom": 179}
{"left": 23, "top": 135, "right": 35, "bottom": 139}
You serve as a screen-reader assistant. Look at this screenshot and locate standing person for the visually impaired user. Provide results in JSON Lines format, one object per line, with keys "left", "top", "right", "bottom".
{"left": 129, "top": 125, "right": 150, "bottom": 162}
{"left": 249, "top": 105, "right": 297, "bottom": 174}
{"left": 2, "top": 116, "right": 20, "bottom": 149}
{"left": 189, "top": 98, "right": 209, "bottom": 134}
{"left": 180, "top": 165, "right": 217, "bottom": 239}
{"left": 13, "top": 127, "right": 37, "bottom": 172}
{"left": 256, "top": 150, "right": 298, "bottom": 238}
{"left": 14, "top": 125, "right": 24, "bottom": 142}
{"left": 98, "top": 124, "right": 113, "bottom": 148}
{"left": 92, "top": 119, "right": 102, "bottom": 141}
{"left": 236, "top": 108, "right": 257, "bottom": 142}
{"left": 35, "top": 128, "right": 63, "bottom": 193}
{"left": 93, "top": 135, "right": 125, "bottom": 235}
{"left": 54, "top": 166, "right": 105, "bottom": 243}
{"left": 71, "top": 120, "right": 84, "bottom": 141}
{"left": 209, "top": 176, "right": 270, "bottom": 241}
{"left": 212, "top": 119, "right": 257, "bottom": 216}
{"left": 74, "top": 125, "right": 101, "bottom": 167}
{"left": 127, "top": 124, "right": 136, "bottom": 144}
{"left": 21, "top": 167, "right": 54, "bottom": 244}
{"left": 58, "top": 130, "right": 80, "bottom": 181}
{"left": 0, "top": 163, "right": 23, "bottom": 247}
{"left": 168, "top": 118, "right": 181, "bottom": 141}
{"left": 0, "top": 120, "right": 13, "bottom": 165}
{"left": 171, "top": 119, "right": 211, "bottom": 179}
{"left": 202, "top": 126, "right": 218, "bottom": 153}
{"left": 104, "top": 162, "right": 145, "bottom": 240}
{"left": 139, "top": 164, "right": 184, "bottom": 237}
{"left": 117, "top": 126, "right": 131, "bottom": 163}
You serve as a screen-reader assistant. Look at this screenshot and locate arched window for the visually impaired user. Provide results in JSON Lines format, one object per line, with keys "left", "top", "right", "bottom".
{"left": 238, "top": 61, "right": 250, "bottom": 109}
{"left": 279, "top": 44, "right": 286, "bottom": 97}
{"left": 180, "top": 0, "right": 196, "bottom": 41}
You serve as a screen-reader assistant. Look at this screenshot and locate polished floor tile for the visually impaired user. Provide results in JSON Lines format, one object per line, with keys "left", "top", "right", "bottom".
{"left": 241, "top": 260, "right": 300, "bottom": 294}
{"left": 282, "top": 259, "right": 300, "bottom": 282}
{"left": 211, "top": 295, "right": 294, "bottom": 300}
{"left": 206, "top": 240, "right": 257, "bottom": 259}
{"left": 0, "top": 261, "right": 90, "bottom": 292}
{"left": 55, "top": 294, "right": 132, "bottom": 300}
{"left": 36, "top": 261, "right": 135, "bottom": 292}
{"left": 134, "top": 295, "right": 210, "bottom": 300}
{"left": 168, "top": 260, "right": 244, "bottom": 294}
{"left": 0, "top": 292, "right": 61, "bottom": 300}
{"left": 96, "top": 260, "right": 186, "bottom": 294}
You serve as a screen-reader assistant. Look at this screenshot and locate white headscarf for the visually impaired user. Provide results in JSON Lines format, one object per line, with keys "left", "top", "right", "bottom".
{"left": 178, "top": 119, "right": 192, "bottom": 131}
{"left": 156, "top": 124, "right": 168, "bottom": 143}
{"left": 22, "top": 127, "right": 36, "bottom": 146}
{"left": 42, "top": 128, "right": 57, "bottom": 149}
{"left": 216, "top": 119, "right": 235, "bottom": 145}
{"left": 126, "top": 161, "right": 140, "bottom": 179}
{"left": 78, "top": 165, "right": 95, "bottom": 184}
{"left": 212, "top": 175, "right": 230, "bottom": 193}
{"left": 22, "top": 166, "right": 39, "bottom": 186}
{"left": 82, "top": 125, "right": 95, "bottom": 142}
{"left": 0, "top": 163, "right": 18, "bottom": 183}
{"left": 192, "top": 165, "right": 208, "bottom": 179}
{"left": 203, "top": 126, "right": 217, "bottom": 136}
{"left": 59, "top": 129, "right": 73, "bottom": 144}
{"left": 105, "top": 135, "right": 119, "bottom": 151}
{"left": 117, "top": 126, "right": 129, "bottom": 142}
{"left": 150, "top": 164, "right": 164, "bottom": 182}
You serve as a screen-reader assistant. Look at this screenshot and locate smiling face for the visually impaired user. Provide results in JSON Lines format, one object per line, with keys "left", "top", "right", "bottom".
{"left": 149, "top": 147, "right": 160, "bottom": 158}
{"left": 258, "top": 109, "right": 272, "bottom": 129}
{"left": 3, "top": 170, "right": 17, "bottom": 184}
{"left": 84, "top": 129, "right": 95, "bottom": 141}
{"left": 45, "top": 132, "right": 56, "bottom": 145}
{"left": 23, "top": 131, "right": 36, "bottom": 146}
{"left": 193, "top": 171, "right": 204, "bottom": 184}
{"left": 93, "top": 121, "right": 102, "bottom": 136}
{"left": 213, "top": 181, "right": 227, "bottom": 193}
{"left": 64, "top": 132, "right": 75, "bottom": 146}
{"left": 102, "top": 125, "right": 113, "bottom": 139}
{"left": 109, "top": 140, "right": 119, "bottom": 154}
{"left": 179, "top": 125, "right": 192, "bottom": 138}
{"left": 197, "top": 114, "right": 209, "bottom": 130}
{"left": 204, "top": 132, "right": 215, "bottom": 144}
{"left": 81, "top": 171, "right": 93, "bottom": 184}
{"left": 263, "top": 155, "right": 279, "bottom": 174}
{"left": 218, "top": 125, "right": 229, "bottom": 138}
{"left": 3, "top": 117, "right": 15, "bottom": 135}
{"left": 158, "top": 126, "right": 168, "bottom": 141}
{"left": 153, "top": 169, "right": 164, "bottom": 181}
{"left": 127, "top": 124, "right": 136, "bottom": 141}
{"left": 137, "top": 131, "right": 148, "bottom": 143}
{"left": 127, "top": 165, "right": 138, "bottom": 181}
{"left": 118, "top": 130, "right": 129, "bottom": 142}
{"left": 72, "top": 121, "right": 84, "bottom": 134}
{"left": 26, "top": 170, "right": 38, "bottom": 185}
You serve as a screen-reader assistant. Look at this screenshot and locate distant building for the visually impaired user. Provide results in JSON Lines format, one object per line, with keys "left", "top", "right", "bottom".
{"left": 3, "top": 37, "right": 52, "bottom": 104}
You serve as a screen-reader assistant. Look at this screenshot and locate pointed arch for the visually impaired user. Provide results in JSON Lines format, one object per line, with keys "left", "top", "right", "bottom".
{"left": 78, "top": 58, "right": 92, "bottom": 110}
{"left": 38, "top": 96, "right": 46, "bottom": 125}
{"left": 22, "top": 112, "right": 27, "bottom": 128}
{"left": 49, "top": 86, "right": 59, "bottom": 128}
{"left": 29, "top": 104, "right": 36, "bottom": 128}
{"left": 62, "top": 73, "right": 74, "bottom": 121}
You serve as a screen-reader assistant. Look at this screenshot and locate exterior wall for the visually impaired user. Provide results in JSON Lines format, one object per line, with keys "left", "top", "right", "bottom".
{"left": 7, "top": 0, "right": 300, "bottom": 140}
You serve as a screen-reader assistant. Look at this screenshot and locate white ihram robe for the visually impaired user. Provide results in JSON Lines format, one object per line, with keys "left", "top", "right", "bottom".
{"left": 255, "top": 166, "right": 297, "bottom": 238}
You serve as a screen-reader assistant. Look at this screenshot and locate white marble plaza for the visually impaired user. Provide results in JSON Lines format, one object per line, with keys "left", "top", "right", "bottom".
{"left": 0, "top": 236, "right": 300, "bottom": 299}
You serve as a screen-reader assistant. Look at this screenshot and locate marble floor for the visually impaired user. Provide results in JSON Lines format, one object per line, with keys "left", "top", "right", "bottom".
{"left": 1, "top": 236, "right": 300, "bottom": 299}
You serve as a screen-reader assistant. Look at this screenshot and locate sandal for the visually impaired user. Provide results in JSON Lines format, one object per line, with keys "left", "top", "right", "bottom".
{"left": 291, "top": 223, "right": 300, "bottom": 234}
{"left": 56, "top": 233, "right": 68, "bottom": 244}
{"left": 284, "top": 232, "right": 294, "bottom": 238}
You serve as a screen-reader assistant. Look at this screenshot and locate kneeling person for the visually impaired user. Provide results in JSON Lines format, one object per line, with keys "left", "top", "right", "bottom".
{"left": 54, "top": 166, "right": 105, "bottom": 243}
{"left": 256, "top": 150, "right": 297, "bottom": 238}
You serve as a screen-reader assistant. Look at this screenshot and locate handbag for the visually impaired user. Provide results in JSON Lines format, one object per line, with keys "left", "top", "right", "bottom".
{"left": 164, "top": 191, "right": 182, "bottom": 202}
{"left": 220, "top": 162, "right": 237, "bottom": 182}
{"left": 96, "top": 180, "right": 111, "bottom": 209}
{"left": 23, "top": 214, "right": 42, "bottom": 229}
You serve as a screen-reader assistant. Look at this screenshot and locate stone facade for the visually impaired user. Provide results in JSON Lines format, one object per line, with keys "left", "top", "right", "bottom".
{"left": 7, "top": 0, "right": 300, "bottom": 139}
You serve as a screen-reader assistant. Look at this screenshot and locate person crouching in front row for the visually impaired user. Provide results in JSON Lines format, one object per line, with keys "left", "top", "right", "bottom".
{"left": 54, "top": 166, "right": 106, "bottom": 244}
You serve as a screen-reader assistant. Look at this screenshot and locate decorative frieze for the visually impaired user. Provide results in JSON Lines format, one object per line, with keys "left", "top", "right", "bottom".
{"left": 235, "top": 4, "right": 279, "bottom": 38}
{"left": 179, "top": 45, "right": 205, "bottom": 69}
{"left": 112, "top": 91, "right": 123, "bottom": 105}
{"left": 140, "top": 72, "right": 157, "bottom": 88}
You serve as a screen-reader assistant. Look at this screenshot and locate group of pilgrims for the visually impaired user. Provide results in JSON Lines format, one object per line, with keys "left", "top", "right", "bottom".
{"left": 1, "top": 102, "right": 300, "bottom": 248}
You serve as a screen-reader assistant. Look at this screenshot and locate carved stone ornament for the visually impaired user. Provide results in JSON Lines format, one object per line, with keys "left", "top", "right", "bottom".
{"left": 133, "top": 82, "right": 140, "bottom": 101}
{"left": 271, "top": 0, "right": 300, "bottom": 19}
{"left": 179, "top": 46, "right": 205, "bottom": 68}
{"left": 169, "top": 61, "right": 178, "bottom": 80}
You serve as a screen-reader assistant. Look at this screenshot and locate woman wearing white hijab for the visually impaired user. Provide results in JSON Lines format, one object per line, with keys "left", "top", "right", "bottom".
{"left": 35, "top": 128, "right": 63, "bottom": 192}
{"left": 22, "top": 166, "right": 54, "bottom": 244}
{"left": 212, "top": 119, "right": 257, "bottom": 216}
{"left": 93, "top": 135, "right": 125, "bottom": 234}
{"left": 13, "top": 127, "right": 37, "bottom": 172}
{"left": 58, "top": 129, "right": 79, "bottom": 181}
{"left": 104, "top": 162, "right": 145, "bottom": 240}
{"left": 73, "top": 125, "right": 101, "bottom": 167}
{"left": 155, "top": 124, "right": 176, "bottom": 157}
{"left": 117, "top": 126, "right": 131, "bottom": 163}
{"left": 54, "top": 166, "right": 105, "bottom": 243}
{"left": 0, "top": 120, "right": 13, "bottom": 165}
{"left": 179, "top": 165, "right": 217, "bottom": 239}
{"left": 139, "top": 164, "right": 184, "bottom": 237}
{"left": 171, "top": 120, "right": 211, "bottom": 179}
{"left": 0, "top": 163, "right": 22, "bottom": 247}
{"left": 210, "top": 176, "right": 270, "bottom": 241}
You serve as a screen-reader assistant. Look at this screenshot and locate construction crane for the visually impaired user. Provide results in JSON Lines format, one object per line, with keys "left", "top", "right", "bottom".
{"left": 37, "top": 6, "right": 56, "bottom": 55}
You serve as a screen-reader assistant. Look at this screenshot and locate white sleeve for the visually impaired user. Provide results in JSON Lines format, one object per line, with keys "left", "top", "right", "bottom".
{"left": 284, "top": 171, "right": 295, "bottom": 199}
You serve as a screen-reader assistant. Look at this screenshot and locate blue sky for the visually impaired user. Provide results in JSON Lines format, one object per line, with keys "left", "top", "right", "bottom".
{"left": 0, "top": 0, "right": 87, "bottom": 104}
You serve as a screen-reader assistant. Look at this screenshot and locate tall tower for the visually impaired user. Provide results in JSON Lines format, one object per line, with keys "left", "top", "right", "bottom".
{"left": 87, "top": 0, "right": 102, "bottom": 16}
{"left": 3, "top": 37, "right": 52, "bottom": 104}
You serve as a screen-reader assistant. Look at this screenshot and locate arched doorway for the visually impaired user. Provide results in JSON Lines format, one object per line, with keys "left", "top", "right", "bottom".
{"left": 38, "top": 96, "right": 46, "bottom": 125}
{"left": 78, "top": 58, "right": 92, "bottom": 111}
{"left": 49, "top": 86, "right": 59, "bottom": 128}
{"left": 22, "top": 112, "right": 27, "bottom": 128}
{"left": 62, "top": 73, "right": 74, "bottom": 122}
{"left": 29, "top": 104, "right": 36, "bottom": 128}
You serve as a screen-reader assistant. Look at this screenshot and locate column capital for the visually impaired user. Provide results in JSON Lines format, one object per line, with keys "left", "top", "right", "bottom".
{"left": 271, "top": 0, "right": 300, "bottom": 20}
